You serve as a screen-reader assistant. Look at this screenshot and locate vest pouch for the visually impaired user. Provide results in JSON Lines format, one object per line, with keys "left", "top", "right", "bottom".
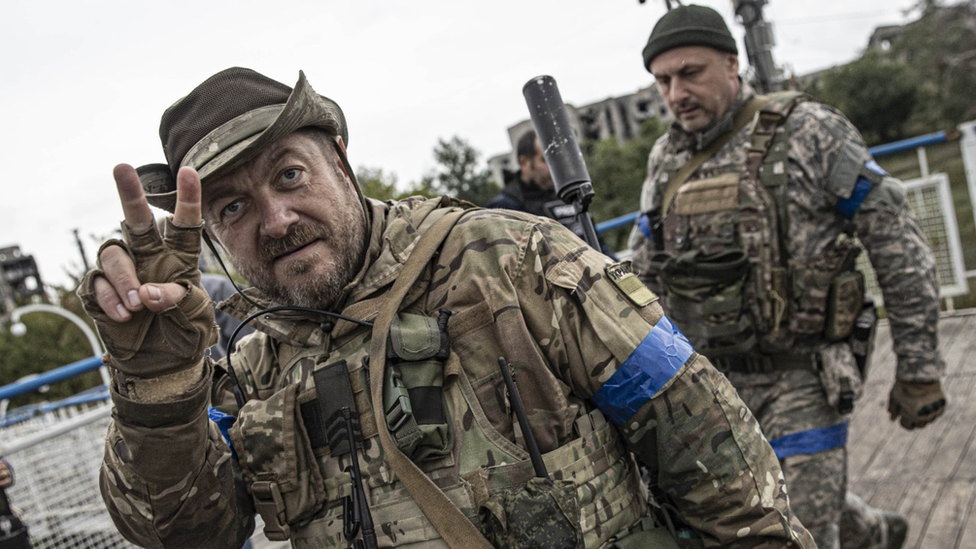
{"left": 825, "top": 270, "right": 865, "bottom": 341}
{"left": 817, "top": 341, "right": 863, "bottom": 414}
{"left": 479, "top": 477, "right": 581, "bottom": 549}
{"left": 386, "top": 311, "right": 453, "bottom": 462}
{"left": 653, "top": 249, "right": 754, "bottom": 356}
{"left": 790, "top": 238, "right": 862, "bottom": 335}
{"left": 229, "top": 383, "right": 326, "bottom": 539}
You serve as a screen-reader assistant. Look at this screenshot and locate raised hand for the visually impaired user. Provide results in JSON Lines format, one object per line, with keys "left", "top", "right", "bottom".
{"left": 78, "top": 164, "right": 216, "bottom": 378}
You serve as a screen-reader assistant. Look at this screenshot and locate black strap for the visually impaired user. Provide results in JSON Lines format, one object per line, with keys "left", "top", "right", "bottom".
{"left": 714, "top": 354, "right": 817, "bottom": 374}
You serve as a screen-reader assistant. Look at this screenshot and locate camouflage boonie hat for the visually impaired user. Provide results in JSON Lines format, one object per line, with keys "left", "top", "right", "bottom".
{"left": 138, "top": 67, "right": 348, "bottom": 213}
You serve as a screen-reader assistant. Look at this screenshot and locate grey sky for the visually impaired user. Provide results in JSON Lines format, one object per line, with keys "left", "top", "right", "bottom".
{"left": 0, "top": 0, "right": 917, "bottom": 288}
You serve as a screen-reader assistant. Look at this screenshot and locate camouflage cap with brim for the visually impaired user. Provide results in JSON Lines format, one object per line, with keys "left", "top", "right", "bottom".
{"left": 140, "top": 68, "right": 348, "bottom": 213}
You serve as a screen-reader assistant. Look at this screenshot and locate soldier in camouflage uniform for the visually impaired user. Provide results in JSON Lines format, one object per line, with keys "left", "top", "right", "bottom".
{"left": 79, "top": 67, "right": 816, "bottom": 549}
{"left": 629, "top": 6, "right": 948, "bottom": 549}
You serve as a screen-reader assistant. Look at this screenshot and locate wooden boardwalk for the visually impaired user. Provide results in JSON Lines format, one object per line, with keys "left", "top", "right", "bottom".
{"left": 848, "top": 310, "right": 976, "bottom": 549}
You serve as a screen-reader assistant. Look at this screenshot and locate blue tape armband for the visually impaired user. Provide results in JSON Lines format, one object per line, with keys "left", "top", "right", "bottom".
{"left": 769, "top": 422, "right": 848, "bottom": 460}
{"left": 836, "top": 176, "right": 874, "bottom": 220}
{"left": 208, "top": 406, "right": 238, "bottom": 459}
{"left": 638, "top": 212, "right": 653, "bottom": 239}
{"left": 592, "top": 315, "right": 694, "bottom": 425}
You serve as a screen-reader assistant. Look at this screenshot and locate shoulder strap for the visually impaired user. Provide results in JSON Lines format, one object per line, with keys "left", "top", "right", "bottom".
{"left": 661, "top": 95, "right": 770, "bottom": 214}
{"left": 747, "top": 91, "right": 809, "bottom": 268}
{"left": 367, "top": 208, "right": 495, "bottom": 549}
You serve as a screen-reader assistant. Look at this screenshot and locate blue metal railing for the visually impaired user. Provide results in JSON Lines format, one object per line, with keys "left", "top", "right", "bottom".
{"left": 595, "top": 123, "right": 976, "bottom": 236}
{"left": 0, "top": 355, "right": 104, "bottom": 401}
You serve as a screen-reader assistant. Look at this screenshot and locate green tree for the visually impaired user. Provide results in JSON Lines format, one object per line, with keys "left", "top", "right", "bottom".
{"left": 888, "top": 0, "right": 976, "bottom": 131}
{"left": 420, "top": 136, "right": 500, "bottom": 205}
{"left": 356, "top": 166, "right": 400, "bottom": 201}
{"left": 1, "top": 287, "right": 103, "bottom": 410}
{"left": 817, "top": 52, "right": 919, "bottom": 145}
{"left": 582, "top": 118, "right": 666, "bottom": 251}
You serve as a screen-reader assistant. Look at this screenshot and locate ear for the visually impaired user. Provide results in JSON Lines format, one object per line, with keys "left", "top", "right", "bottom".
{"left": 726, "top": 53, "right": 740, "bottom": 76}
{"left": 518, "top": 154, "right": 531, "bottom": 172}
{"left": 332, "top": 135, "right": 355, "bottom": 184}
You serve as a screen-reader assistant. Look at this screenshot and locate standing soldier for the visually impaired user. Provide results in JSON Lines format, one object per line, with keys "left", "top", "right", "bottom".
{"left": 79, "top": 67, "right": 814, "bottom": 548}
{"left": 629, "top": 5, "right": 947, "bottom": 549}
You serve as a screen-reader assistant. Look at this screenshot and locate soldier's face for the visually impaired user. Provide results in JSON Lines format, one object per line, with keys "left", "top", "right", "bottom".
{"left": 202, "top": 130, "right": 368, "bottom": 309}
{"left": 521, "top": 139, "right": 554, "bottom": 191}
{"left": 650, "top": 46, "right": 740, "bottom": 133}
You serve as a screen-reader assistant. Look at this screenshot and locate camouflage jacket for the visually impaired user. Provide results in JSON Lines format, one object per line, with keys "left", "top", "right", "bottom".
{"left": 102, "top": 196, "right": 814, "bottom": 548}
{"left": 629, "top": 83, "right": 944, "bottom": 383}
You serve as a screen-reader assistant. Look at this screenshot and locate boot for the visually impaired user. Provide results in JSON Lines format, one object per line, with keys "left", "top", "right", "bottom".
{"left": 883, "top": 512, "right": 908, "bottom": 549}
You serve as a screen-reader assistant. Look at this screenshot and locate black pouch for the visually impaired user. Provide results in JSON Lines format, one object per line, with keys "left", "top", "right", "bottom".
{"left": 479, "top": 477, "right": 581, "bottom": 549}
{"left": 229, "top": 383, "right": 326, "bottom": 540}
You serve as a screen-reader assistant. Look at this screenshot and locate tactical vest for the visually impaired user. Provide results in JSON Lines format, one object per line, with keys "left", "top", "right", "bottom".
{"left": 647, "top": 92, "right": 864, "bottom": 367}
{"left": 227, "top": 207, "right": 658, "bottom": 548}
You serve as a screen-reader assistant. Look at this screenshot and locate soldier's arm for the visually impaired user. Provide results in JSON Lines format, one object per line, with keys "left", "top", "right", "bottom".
{"left": 521, "top": 221, "right": 814, "bottom": 548}
{"left": 80, "top": 166, "right": 254, "bottom": 547}
{"left": 100, "top": 361, "right": 255, "bottom": 549}
{"left": 788, "top": 103, "right": 943, "bottom": 382}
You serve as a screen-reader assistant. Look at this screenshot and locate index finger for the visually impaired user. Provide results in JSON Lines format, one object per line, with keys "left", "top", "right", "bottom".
{"left": 114, "top": 164, "right": 154, "bottom": 232}
{"left": 172, "top": 167, "right": 203, "bottom": 227}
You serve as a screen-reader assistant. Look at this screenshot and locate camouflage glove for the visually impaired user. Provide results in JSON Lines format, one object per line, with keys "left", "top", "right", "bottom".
{"left": 78, "top": 218, "right": 217, "bottom": 378}
{"left": 887, "top": 379, "right": 947, "bottom": 430}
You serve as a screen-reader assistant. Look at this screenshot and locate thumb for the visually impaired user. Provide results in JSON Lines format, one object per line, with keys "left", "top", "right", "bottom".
{"left": 139, "top": 282, "right": 191, "bottom": 313}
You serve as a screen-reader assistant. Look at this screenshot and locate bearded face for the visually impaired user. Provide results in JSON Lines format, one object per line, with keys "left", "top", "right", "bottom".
{"left": 203, "top": 130, "right": 369, "bottom": 310}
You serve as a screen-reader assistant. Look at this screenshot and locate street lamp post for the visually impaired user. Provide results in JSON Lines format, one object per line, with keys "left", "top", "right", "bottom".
{"left": 8, "top": 304, "right": 109, "bottom": 387}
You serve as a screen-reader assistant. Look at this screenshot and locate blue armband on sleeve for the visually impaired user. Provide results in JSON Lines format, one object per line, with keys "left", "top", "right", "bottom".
{"left": 592, "top": 315, "right": 694, "bottom": 425}
{"left": 208, "top": 406, "right": 238, "bottom": 459}
{"left": 836, "top": 161, "right": 887, "bottom": 220}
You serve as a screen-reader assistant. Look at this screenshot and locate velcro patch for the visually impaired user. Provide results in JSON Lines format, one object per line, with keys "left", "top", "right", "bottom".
{"left": 606, "top": 261, "right": 656, "bottom": 308}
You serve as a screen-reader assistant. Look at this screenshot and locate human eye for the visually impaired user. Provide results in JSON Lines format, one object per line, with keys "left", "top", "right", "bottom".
{"left": 219, "top": 198, "right": 244, "bottom": 220}
{"left": 279, "top": 168, "right": 304, "bottom": 186}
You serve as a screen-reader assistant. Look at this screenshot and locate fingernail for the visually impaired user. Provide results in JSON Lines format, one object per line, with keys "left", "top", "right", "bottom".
{"left": 148, "top": 286, "right": 161, "bottom": 300}
{"left": 115, "top": 304, "right": 131, "bottom": 320}
{"left": 127, "top": 290, "right": 140, "bottom": 308}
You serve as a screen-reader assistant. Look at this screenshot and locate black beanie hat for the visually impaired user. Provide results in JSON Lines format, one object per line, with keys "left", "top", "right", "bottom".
{"left": 642, "top": 5, "right": 738, "bottom": 71}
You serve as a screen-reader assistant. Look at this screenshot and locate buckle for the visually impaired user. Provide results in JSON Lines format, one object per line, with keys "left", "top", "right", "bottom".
{"left": 251, "top": 481, "right": 291, "bottom": 540}
{"left": 384, "top": 366, "right": 413, "bottom": 432}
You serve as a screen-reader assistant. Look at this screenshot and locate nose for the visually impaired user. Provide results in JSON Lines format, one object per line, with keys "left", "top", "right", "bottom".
{"left": 668, "top": 77, "right": 689, "bottom": 105}
{"left": 258, "top": 197, "right": 300, "bottom": 239}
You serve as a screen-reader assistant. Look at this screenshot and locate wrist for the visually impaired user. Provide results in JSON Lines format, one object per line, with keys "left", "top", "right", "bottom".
{"left": 112, "top": 360, "right": 208, "bottom": 404}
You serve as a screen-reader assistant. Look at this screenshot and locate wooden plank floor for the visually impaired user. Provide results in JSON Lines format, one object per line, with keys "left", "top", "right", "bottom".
{"left": 848, "top": 310, "right": 976, "bottom": 549}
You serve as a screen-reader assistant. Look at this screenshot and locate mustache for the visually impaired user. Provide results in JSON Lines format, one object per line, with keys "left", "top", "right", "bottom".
{"left": 260, "top": 224, "right": 324, "bottom": 263}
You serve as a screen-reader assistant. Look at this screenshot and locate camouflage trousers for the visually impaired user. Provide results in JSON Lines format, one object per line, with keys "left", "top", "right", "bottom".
{"left": 729, "top": 368, "right": 891, "bottom": 549}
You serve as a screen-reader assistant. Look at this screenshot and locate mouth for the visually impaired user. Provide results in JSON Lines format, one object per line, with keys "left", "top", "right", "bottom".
{"left": 678, "top": 105, "right": 701, "bottom": 118}
{"left": 273, "top": 239, "right": 318, "bottom": 263}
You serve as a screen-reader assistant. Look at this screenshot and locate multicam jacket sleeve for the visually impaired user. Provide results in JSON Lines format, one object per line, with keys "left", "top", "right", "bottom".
{"left": 100, "top": 363, "right": 255, "bottom": 549}
{"left": 783, "top": 102, "right": 944, "bottom": 382}
{"left": 480, "top": 211, "right": 814, "bottom": 548}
